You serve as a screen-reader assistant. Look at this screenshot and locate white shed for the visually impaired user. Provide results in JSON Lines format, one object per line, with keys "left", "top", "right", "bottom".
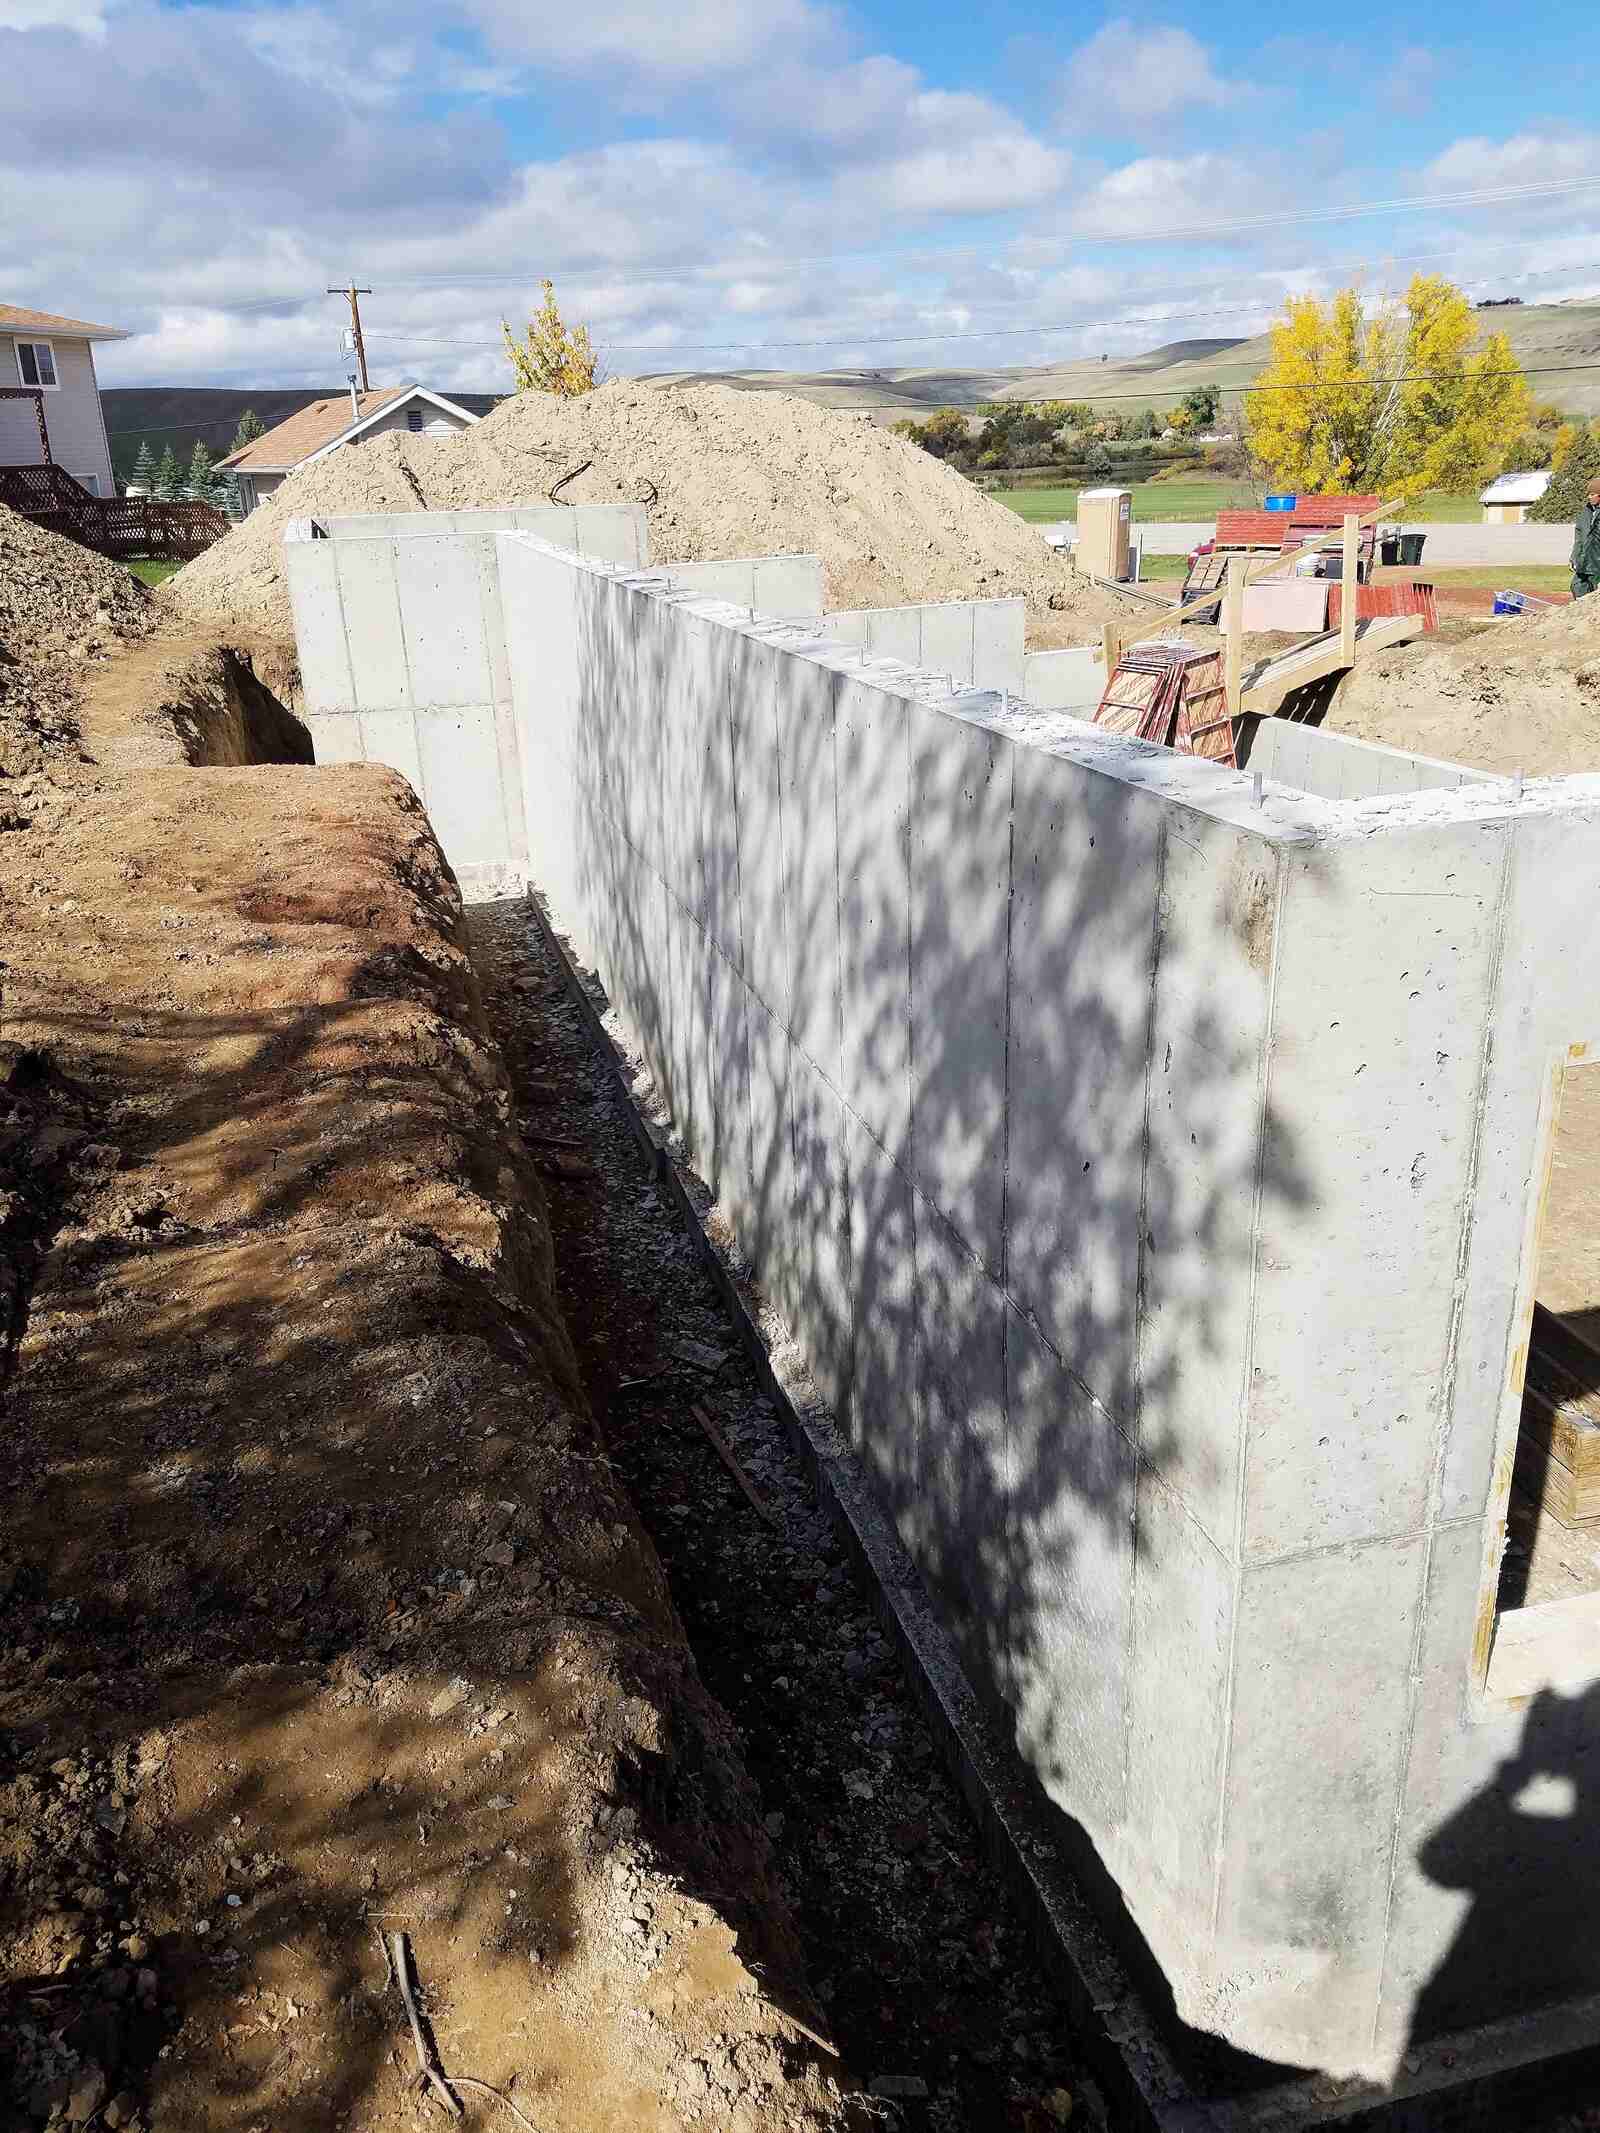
{"left": 1479, "top": 469, "right": 1552, "bottom": 524}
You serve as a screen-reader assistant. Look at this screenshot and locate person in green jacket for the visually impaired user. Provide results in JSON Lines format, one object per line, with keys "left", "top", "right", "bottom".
{"left": 1572, "top": 477, "right": 1600, "bottom": 599}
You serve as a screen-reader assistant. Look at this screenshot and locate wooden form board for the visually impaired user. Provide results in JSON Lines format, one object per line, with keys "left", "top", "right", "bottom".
{"left": 1236, "top": 612, "right": 1423, "bottom": 716}
{"left": 1517, "top": 1305, "right": 1600, "bottom": 1526}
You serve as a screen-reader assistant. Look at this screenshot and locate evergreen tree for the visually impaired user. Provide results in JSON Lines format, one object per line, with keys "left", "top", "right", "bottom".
{"left": 1531, "top": 423, "right": 1600, "bottom": 522}
{"left": 154, "top": 444, "right": 184, "bottom": 500}
{"left": 230, "top": 407, "right": 266, "bottom": 453}
{"left": 187, "top": 439, "right": 221, "bottom": 506}
{"left": 130, "top": 439, "right": 158, "bottom": 493}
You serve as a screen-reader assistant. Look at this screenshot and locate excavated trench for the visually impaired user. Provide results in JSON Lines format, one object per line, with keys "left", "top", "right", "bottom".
{"left": 470, "top": 899, "right": 1088, "bottom": 2133}
{"left": 75, "top": 630, "right": 310, "bottom": 770}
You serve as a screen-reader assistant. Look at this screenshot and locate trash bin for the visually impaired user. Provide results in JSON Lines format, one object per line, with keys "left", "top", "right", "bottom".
{"left": 1398, "top": 532, "right": 1426, "bottom": 566}
{"left": 1379, "top": 534, "right": 1401, "bottom": 566}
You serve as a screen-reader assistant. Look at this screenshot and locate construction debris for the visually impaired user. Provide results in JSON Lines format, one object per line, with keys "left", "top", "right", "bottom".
{"left": 1092, "top": 639, "right": 1235, "bottom": 762}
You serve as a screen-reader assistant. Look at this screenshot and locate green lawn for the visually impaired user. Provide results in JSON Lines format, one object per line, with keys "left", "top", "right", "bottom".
{"left": 996, "top": 481, "right": 1483, "bottom": 526}
{"left": 997, "top": 479, "right": 1253, "bottom": 524}
{"left": 127, "top": 559, "right": 183, "bottom": 586}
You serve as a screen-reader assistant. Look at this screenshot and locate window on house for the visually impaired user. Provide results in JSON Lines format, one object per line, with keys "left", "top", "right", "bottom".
{"left": 15, "top": 341, "right": 58, "bottom": 389}
{"left": 407, "top": 407, "right": 425, "bottom": 432}
{"left": 1489, "top": 1050, "right": 1600, "bottom": 1699}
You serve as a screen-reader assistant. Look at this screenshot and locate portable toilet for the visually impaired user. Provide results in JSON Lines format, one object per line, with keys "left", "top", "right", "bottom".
{"left": 1076, "top": 487, "right": 1132, "bottom": 582}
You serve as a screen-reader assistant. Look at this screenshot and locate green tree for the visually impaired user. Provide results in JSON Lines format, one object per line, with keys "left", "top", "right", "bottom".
{"left": 129, "top": 440, "right": 158, "bottom": 493}
{"left": 154, "top": 444, "right": 185, "bottom": 500}
{"left": 1499, "top": 429, "right": 1553, "bottom": 474}
{"left": 1244, "top": 275, "right": 1529, "bottom": 502}
{"left": 1530, "top": 422, "right": 1600, "bottom": 521}
{"left": 186, "top": 439, "right": 224, "bottom": 506}
{"left": 1129, "top": 406, "right": 1160, "bottom": 440}
{"left": 229, "top": 407, "right": 267, "bottom": 454}
{"left": 1179, "top": 383, "right": 1221, "bottom": 429}
{"left": 890, "top": 407, "right": 972, "bottom": 462}
{"left": 502, "top": 280, "right": 600, "bottom": 396}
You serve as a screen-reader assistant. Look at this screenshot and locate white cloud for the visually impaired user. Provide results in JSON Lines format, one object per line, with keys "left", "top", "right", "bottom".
{"left": 0, "top": 0, "right": 106, "bottom": 33}
{"left": 459, "top": 0, "right": 837, "bottom": 86}
{"left": 1424, "top": 129, "right": 1600, "bottom": 192}
{"left": 1060, "top": 21, "right": 1238, "bottom": 129}
{"left": 1069, "top": 152, "right": 1268, "bottom": 239}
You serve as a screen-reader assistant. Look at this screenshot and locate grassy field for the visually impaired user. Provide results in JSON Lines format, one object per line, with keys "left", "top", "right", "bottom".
{"left": 127, "top": 559, "right": 183, "bottom": 586}
{"left": 996, "top": 481, "right": 1485, "bottom": 526}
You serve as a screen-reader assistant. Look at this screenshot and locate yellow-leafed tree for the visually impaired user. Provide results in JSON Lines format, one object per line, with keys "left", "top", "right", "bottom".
{"left": 1244, "top": 276, "right": 1529, "bottom": 502}
{"left": 502, "top": 280, "right": 600, "bottom": 396}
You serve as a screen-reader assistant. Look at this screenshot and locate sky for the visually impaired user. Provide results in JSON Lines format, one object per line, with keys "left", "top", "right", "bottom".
{"left": 4, "top": 0, "right": 1600, "bottom": 399}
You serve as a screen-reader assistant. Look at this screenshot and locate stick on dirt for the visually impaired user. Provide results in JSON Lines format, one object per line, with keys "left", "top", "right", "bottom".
{"left": 386, "top": 1930, "right": 462, "bottom": 2118}
{"left": 690, "top": 1400, "right": 781, "bottom": 1528}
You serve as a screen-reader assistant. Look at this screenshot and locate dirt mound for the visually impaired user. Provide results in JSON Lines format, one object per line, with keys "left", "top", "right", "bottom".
{"left": 0, "top": 503, "right": 153, "bottom": 778}
{"left": 1327, "top": 595, "right": 1600, "bottom": 777}
{"left": 0, "top": 765, "right": 855, "bottom": 2133}
{"left": 164, "top": 380, "right": 1148, "bottom": 647}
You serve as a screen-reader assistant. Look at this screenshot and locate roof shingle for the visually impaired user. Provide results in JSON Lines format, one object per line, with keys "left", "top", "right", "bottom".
{"left": 0, "top": 304, "right": 129, "bottom": 341}
{"left": 220, "top": 387, "right": 411, "bottom": 472}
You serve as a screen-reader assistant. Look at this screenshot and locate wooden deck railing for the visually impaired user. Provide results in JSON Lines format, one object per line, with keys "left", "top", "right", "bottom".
{"left": 0, "top": 463, "right": 228, "bottom": 562}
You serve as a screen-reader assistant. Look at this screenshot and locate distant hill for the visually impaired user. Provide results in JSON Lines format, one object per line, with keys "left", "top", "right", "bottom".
{"left": 103, "top": 302, "right": 1600, "bottom": 485}
{"left": 647, "top": 303, "right": 1600, "bottom": 423}
{"left": 100, "top": 386, "right": 505, "bottom": 481}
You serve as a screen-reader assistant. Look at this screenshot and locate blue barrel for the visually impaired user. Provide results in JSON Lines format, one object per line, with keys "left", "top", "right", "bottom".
{"left": 1264, "top": 492, "right": 1296, "bottom": 511}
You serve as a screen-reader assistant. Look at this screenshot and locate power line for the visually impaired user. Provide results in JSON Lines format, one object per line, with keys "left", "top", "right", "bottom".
{"left": 365, "top": 266, "right": 1600, "bottom": 362}
{"left": 349, "top": 172, "right": 1600, "bottom": 291}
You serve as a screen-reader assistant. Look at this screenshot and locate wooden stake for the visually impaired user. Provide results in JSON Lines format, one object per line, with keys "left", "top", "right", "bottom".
{"left": 1101, "top": 621, "right": 1120, "bottom": 676}
{"left": 1340, "top": 513, "right": 1359, "bottom": 666}
{"left": 1224, "top": 556, "right": 1245, "bottom": 717}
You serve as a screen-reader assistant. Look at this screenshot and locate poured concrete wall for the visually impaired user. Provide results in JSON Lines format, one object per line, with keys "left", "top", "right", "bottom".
{"left": 1021, "top": 645, "right": 1104, "bottom": 712}
{"left": 1242, "top": 716, "right": 1492, "bottom": 798}
{"left": 284, "top": 504, "right": 648, "bottom": 893}
{"left": 492, "top": 533, "right": 1600, "bottom": 2077}
{"left": 652, "top": 553, "right": 824, "bottom": 619}
{"left": 299, "top": 521, "right": 1600, "bottom": 2079}
{"left": 283, "top": 513, "right": 826, "bottom": 894}
{"left": 817, "top": 598, "right": 1025, "bottom": 692}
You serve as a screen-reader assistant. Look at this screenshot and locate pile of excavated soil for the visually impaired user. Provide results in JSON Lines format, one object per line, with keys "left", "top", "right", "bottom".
{"left": 0, "top": 764, "right": 857, "bottom": 2133}
{"left": 0, "top": 503, "right": 153, "bottom": 778}
{"left": 1327, "top": 596, "right": 1600, "bottom": 777}
{"left": 164, "top": 379, "right": 1149, "bottom": 648}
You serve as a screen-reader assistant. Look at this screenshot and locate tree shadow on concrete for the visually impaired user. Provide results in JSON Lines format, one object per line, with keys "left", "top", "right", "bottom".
{"left": 554, "top": 579, "right": 1319, "bottom": 2088}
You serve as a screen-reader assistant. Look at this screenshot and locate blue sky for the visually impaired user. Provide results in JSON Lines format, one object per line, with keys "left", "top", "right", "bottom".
{"left": 3, "top": 0, "right": 1598, "bottom": 392}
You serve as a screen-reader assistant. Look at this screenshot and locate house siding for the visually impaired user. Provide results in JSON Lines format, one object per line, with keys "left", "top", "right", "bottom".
{"left": 357, "top": 401, "right": 474, "bottom": 442}
{"left": 0, "top": 333, "right": 115, "bottom": 493}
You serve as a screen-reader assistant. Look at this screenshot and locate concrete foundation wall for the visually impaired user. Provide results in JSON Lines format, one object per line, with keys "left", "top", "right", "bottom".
{"left": 300, "top": 521, "right": 1600, "bottom": 2082}
{"left": 284, "top": 505, "right": 649, "bottom": 893}
{"left": 1021, "top": 645, "right": 1105, "bottom": 712}
{"left": 818, "top": 598, "right": 1026, "bottom": 692}
{"left": 1243, "top": 716, "right": 1492, "bottom": 798}
{"left": 492, "top": 533, "right": 1600, "bottom": 2079}
{"left": 652, "top": 554, "right": 825, "bottom": 619}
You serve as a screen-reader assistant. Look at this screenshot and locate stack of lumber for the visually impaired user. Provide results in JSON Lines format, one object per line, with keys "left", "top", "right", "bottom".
{"left": 1093, "top": 639, "right": 1236, "bottom": 765}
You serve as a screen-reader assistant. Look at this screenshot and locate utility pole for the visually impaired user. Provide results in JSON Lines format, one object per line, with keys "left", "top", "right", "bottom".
{"left": 328, "top": 283, "right": 372, "bottom": 393}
